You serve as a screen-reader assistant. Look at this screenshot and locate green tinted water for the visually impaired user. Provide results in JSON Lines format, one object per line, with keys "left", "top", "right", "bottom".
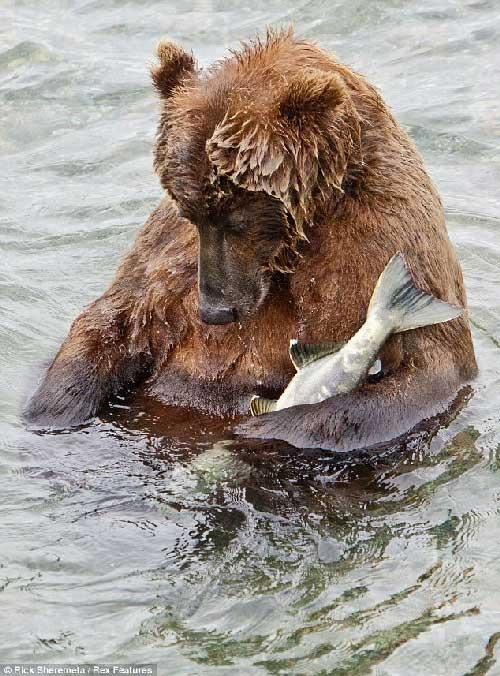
{"left": 1, "top": 0, "right": 500, "bottom": 673}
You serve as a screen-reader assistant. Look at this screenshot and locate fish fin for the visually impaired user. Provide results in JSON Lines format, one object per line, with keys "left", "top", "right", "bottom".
{"left": 289, "top": 338, "right": 345, "bottom": 370}
{"left": 250, "top": 396, "right": 277, "bottom": 417}
{"left": 367, "top": 253, "right": 464, "bottom": 333}
{"left": 368, "top": 358, "right": 382, "bottom": 376}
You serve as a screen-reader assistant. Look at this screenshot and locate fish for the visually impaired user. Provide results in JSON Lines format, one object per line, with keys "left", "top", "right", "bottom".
{"left": 250, "top": 253, "right": 464, "bottom": 416}
{"left": 166, "top": 441, "right": 252, "bottom": 503}
{"left": 190, "top": 440, "right": 251, "bottom": 483}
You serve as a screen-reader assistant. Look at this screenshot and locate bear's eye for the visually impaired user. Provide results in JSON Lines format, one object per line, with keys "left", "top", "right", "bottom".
{"left": 225, "top": 213, "right": 246, "bottom": 235}
{"left": 176, "top": 202, "right": 197, "bottom": 224}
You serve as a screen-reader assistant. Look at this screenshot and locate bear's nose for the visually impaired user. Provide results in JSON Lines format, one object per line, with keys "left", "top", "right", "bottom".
{"left": 199, "top": 305, "right": 238, "bottom": 325}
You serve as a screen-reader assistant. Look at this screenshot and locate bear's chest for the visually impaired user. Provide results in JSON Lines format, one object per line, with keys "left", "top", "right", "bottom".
{"left": 145, "top": 299, "right": 298, "bottom": 415}
{"left": 146, "top": 346, "right": 293, "bottom": 416}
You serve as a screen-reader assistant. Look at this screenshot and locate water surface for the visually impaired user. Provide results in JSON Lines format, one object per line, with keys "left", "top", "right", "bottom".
{"left": 1, "top": 0, "right": 500, "bottom": 673}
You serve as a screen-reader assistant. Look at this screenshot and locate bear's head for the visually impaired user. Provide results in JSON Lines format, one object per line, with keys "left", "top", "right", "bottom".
{"left": 151, "top": 30, "right": 361, "bottom": 325}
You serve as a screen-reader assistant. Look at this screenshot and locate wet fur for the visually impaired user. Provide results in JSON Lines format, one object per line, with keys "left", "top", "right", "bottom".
{"left": 26, "top": 28, "right": 476, "bottom": 450}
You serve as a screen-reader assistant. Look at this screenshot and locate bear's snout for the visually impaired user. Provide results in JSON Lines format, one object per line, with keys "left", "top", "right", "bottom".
{"left": 199, "top": 301, "right": 238, "bottom": 325}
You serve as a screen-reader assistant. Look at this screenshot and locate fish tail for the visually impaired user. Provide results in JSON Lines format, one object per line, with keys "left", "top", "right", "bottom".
{"left": 250, "top": 395, "right": 277, "bottom": 416}
{"left": 367, "top": 253, "right": 464, "bottom": 333}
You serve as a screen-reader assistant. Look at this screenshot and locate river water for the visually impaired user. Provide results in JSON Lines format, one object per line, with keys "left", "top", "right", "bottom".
{"left": 1, "top": 1, "right": 500, "bottom": 674}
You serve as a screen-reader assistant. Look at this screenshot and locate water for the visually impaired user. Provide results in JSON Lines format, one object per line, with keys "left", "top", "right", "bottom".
{"left": 1, "top": 0, "right": 500, "bottom": 673}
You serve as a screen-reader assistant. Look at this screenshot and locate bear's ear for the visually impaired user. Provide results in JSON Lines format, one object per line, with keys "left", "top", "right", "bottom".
{"left": 278, "top": 69, "right": 347, "bottom": 122}
{"left": 151, "top": 39, "right": 196, "bottom": 99}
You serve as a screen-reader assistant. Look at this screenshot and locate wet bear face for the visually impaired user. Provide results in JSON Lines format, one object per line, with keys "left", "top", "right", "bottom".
{"left": 185, "top": 183, "right": 289, "bottom": 325}
{"left": 151, "top": 36, "right": 351, "bottom": 324}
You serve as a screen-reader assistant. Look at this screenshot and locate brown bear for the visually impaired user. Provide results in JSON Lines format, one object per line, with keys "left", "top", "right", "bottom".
{"left": 25, "top": 28, "right": 477, "bottom": 451}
